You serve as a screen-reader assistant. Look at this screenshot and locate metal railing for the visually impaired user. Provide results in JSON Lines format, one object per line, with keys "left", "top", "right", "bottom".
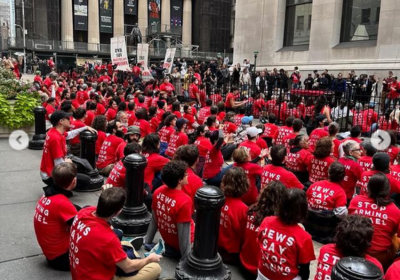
{"left": 146, "top": 24, "right": 182, "bottom": 36}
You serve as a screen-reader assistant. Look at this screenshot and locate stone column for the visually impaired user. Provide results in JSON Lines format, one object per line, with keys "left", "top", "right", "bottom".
{"left": 138, "top": 0, "right": 148, "bottom": 42}
{"left": 88, "top": 0, "right": 100, "bottom": 52}
{"left": 182, "top": 0, "right": 192, "bottom": 46}
{"left": 61, "top": 0, "right": 74, "bottom": 50}
{"left": 161, "top": 0, "right": 171, "bottom": 32}
{"left": 114, "top": 0, "right": 125, "bottom": 37}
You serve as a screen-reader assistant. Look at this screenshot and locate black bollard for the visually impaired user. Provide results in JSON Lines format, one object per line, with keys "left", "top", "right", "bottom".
{"left": 72, "top": 130, "right": 103, "bottom": 192}
{"left": 332, "top": 257, "right": 383, "bottom": 280}
{"left": 175, "top": 185, "right": 231, "bottom": 280}
{"left": 28, "top": 106, "right": 46, "bottom": 150}
{"left": 111, "top": 153, "right": 151, "bottom": 237}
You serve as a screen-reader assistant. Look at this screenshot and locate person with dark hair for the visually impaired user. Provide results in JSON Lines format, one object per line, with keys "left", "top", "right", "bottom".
{"left": 148, "top": 106, "right": 160, "bottom": 133}
{"left": 233, "top": 147, "right": 267, "bottom": 205}
{"left": 96, "top": 120, "right": 125, "bottom": 176}
{"left": 273, "top": 116, "right": 294, "bottom": 145}
{"left": 70, "top": 187, "right": 162, "bottom": 279}
{"left": 44, "top": 97, "right": 56, "bottom": 128}
{"left": 224, "top": 86, "right": 247, "bottom": 112}
{"left": 345, "top": 125, "right": 362, "bottom": 143}
{"left": 315, "top": 215, "right": 383, "bottom": 280}
{"left": 165, "top": 118, "right": 189, "bottom": 158}
{"left": 234, "top": 107, "right": 246, "bottom": 126}
{"left": 158, "top": 114, "right": 177, "bottom": 156}
{"left": 240, "top": 181, "right": 287, "bottom": 277}
{"left": 105, "top": 99, "right": 118, "bottom": 121}
{"left": 261, "top": 144, "right": 303, "bottom": 190}
{"left": 282, "top": 118, "right": 303, "bottom": 150}
{"left": 203, "top": 127, "right": 227, "bottom": 187}
{"left": 308, "top": 137, "right": 335, "bottom": 183}
{"left": 191, "top": 125, "right": 212, "bottom": 176}
{"left": 261, "top": 113, "right": 278, "bottom": 147}
{"left": 337, "top": 140, "right": 363, "bottom": 202}
{"left": 218, "top": 167, "right": 250, "bottom": 264}
{"left": 223, "top": 111, "right": 238, "bottom": 135}
{"left": 91, "top": 115, "right": 107, "bottom": 158}
{"left": 306, "top": 161, "right": 347, "bottom": 216}
{"left": 385, "top": 130, "right": 399, "bottom": 165}
{"left": 145, "top": 160, "right": 194, "bottom": 260}
{"left": 126, "top": 102, "right": 136, "bottom": 126}
{"left": 358, "top": 142, "right": 377, "bottom": 172}
{"left": 142, "top": 133, "right": 169, "bottom": 192}
{"left": 68, "top": 107, "right": 87, "bottom": 156}
{"left": 257, "top": 188, "right": 315, "bottom": 280}
{"left": 34, "top": 162, "right": 78, "bottom": 271}
{"left": 40, "top": 111, "right": 96, "bottom": 187}
{"left": 174, "top": 145, "right": 203, "bottom": 202}
{"left": 133, "top": 108, "right": 151, "bottom": 138}
{"left": 349, "top": 173, "right": 400, "bottom": 270}
{"left": 285, "top": 134, "right": 311, "bottom": 185}
{"left": 308, "top": 114, "right": 330, "bottom": 152}
{"left": 328, "top": 122, "right": 341, "bottom": 159}
{"left": 197, "top": 99, "right": 212, "bottom": 125}
{"left": 171, "top": 101, "right": 182, "bottom": 118}
{"left": 84, "top": 101, "right": 96, "bottom": 127}
{"left": 357, "top": 153, "right": 400, "bottom": 196}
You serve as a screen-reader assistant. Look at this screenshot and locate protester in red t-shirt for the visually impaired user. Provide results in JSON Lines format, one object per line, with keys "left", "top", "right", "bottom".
{"left": 240, "top": 181, "right": 286, "bottom": 276}
{"left": 224, "top": 86, "right": 247, "bottom": 112}
{"left": 234, "top": 107, "right": 246, "bottom": 126}
{"left": 307, "top": 137, "right": 336, "bottom": 184}
{"left": 192, "top": 125, "right": 213, "bottom": 176}
{"left": 257, "top": 189, "right": 315, "bottom": 280}
{"left": 222, "top": 111, "right": 238, "bottom": 135}
{"left": 96, "top": 120, "right": 125, "bottom": 176}
{"left": 282, "top": 118, "right": 302, "bottom": 151}
{"left": 158, "top": 114, "right": 177, "bottom": 155}
{"left": 385, "top": 130, "right": 400, "bottom": 165}
{"left": 69, "top": 108, "right": 87, "bottom": 156}
{"left": 34, "top": 163, "right": 78, "bottom": 271}
{"left": 70, "top": 188, "right": 162, "bottom": 280}
{"left": 386, "top": 260, "right": 400, "bottom": 280}
{"left": 203, "top": 129, "right": 226, "bottom": 187}
{"left": 105, "top": 100, "right": 118, "bottom": 121}
{"left": 76, "top": 84, "right": 89, "bottom": 105}
{"left": 91, "top": 115, "right": 107, "bottom": 158}
{"left": 133, "top": 108, "right": 151, "bottom": 138}
{"left": 239, "top": 127, "right": 264, "bottom": 161}
{"left": 314, "top": 215, "right": 383, "bottom": 280}
{"left": 165, "top": 118, "right": 189, "bottom": 158}
{"left": 308, "top": 114, "right": 330, "bottom": 152}
{"left": 182, "top": 104, "right": 198, "bottom": 134}
{"left": 197, "top": 99, "right": 212, "bottom": 125}
{"left": 358, "top": 142, "right": 376, "bottom": 172}
{"left": 145, "top": 160, "right": 194, "bottom": 260}
{"left": 84, "top": 101, "right": 96, "bottom": 127}
{"left": 261, "top": 114, "right": 278, "bottom": 147}
{"left": 273, "top": 116, "right": 294, "bottom": 145}
{"left": 349, "top": 172, "right": 400, "bottom": 270}
{"left": 286, "top": 134, "right": 312, "bottom": 185}
{"left": 45, "top": 97, "right": 56, "bottom": 125}
{"left": 218, "top": 167, "right": 249, "bottom": 264}
{"left": 338, "top": 140, "right": 363, "bottom": 201}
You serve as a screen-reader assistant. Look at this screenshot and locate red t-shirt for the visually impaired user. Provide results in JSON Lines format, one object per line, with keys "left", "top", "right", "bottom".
{"left": 308, "top": 128, "right": 329, "bottom": 152}
{"left": 194, "top": 136, "right": 213, "bottom": 157}
{"left": 338, "top": 157, "right": 363, "bottom": 199}
{"left": 143, "top": 152, "right": 169, "bottom": 190}
{"left": 197, "top": 107, "right": 211, "bottom": 125}
{"left": 224, "top": 92, "right": 236, "bottom": 108}
{"left": 261, "top": 164, "right": 304, "bottom": 190}
{"left": 223, "top": 121, "right": 237, "bottom": 134}
{"left": 152, "top": 185, "right": 195, "bottom": 251}
{"left": 239, "top": 140, "right": 261, "bottom": 160}
{"left": 218, "top": 197, "right": 248, "bottom": 253}
{"left": 34, "top": 194, "right": 77, "bottom": 260}
{"left": 332, "top": 138, "right": 341, "bottom": 159}
{"left": 69, "top": 207, "right": 127, "bottom": 280}
{"left": 274, "top": 126, "right": 293, "bottom": 145}
{"left": 158, "top": 126, "right": 175, "bottom": 143}
{"left": 96, "top": 135, "right": 124, "bottom": 169}
{"left": 84, "top": 110, "right": 95, "bottom": 127}
{"left": 40, "top": 128, "right": 67, "bottom": 177}
{"left": 256, "top": 138, "right": 268, "bottom": 150}
{"left": 165, "top": 132, "right": 189, "bottom": 158}
{"left": 234, "top": 114, "right": 245, "bottom": 126}
{"left": 357, "top": 170, "right": 400, "bottom": 196}
{"left": 210, "top": 93, "right": 222, "bottom": 105}
{"left": 69, "top": 119, "right": 86, "bottom": 145}
{"left": 96, "top": 103, "right": 106, "bottom": 116}
{"left": 133, "top": 119, "right": 151, "bottom": 138}
{"left": 76, "top": 90, "right": 89, "bottom": 105}
{"left": 240, "top": 213, "right": 261, "bottom": 275}
{"left": 315, "top": 244, "right": 383, "bottom": 280}
{"left": 306, "top": 180, "right": 347, "bottom": 211}
{"left": 95, "top": 131, "right": 107, "bottom": 155}
{"left": 282, "top": 132, "right": 297, "bottom": 150}
{"left": 234, "top": 162, "right": 263, "bottom": 205}
{"left": 262, "top": 123, "right": 279, "bottom": 138}
{"left": 203, "top": 145, "right": 224, "bottom": 179}
{"left": 257, "top": 216, "right": 316, "bottom": 280}
{"left": 115, "top": 142, "right": 127, "bottom": 163}
{"left": 105, "top": 108, "right": 117, "bottom": 121}
{"left": 45, "top": 104, "right": 55, "bottom": 121}
{"left": 160, "top": 82, "right": 175, "bottom": 94}
{"left": 358, "top": 156, "right": 373, "bottom": 172}
{"left": 349, "top": 195, "right": 400, "bottom": 254}
{"left": 182, "top": 168, "right": 203, "bottom": 202}
{"left": 386, "top": 260, "right": 400, "bottom": 280}
{"left": 105, "top": 160, "right": 126, "bottom": 187}
{"left": 189, "top": 83, "right": 199, "bottom": 99}
{"left": 308, "top": 156, "right": 335, "bottom": 183}
{"left": 149, "top": 116, "right": 160, "bottom": 133}
{"left": 286, "top": 148, "right": 312, "bottom": 173}
{"left": 386, "top": 146, "right": 400, "bottom": 165}
{"left": 391, "top": 164, "right": 400, "bottom": 183}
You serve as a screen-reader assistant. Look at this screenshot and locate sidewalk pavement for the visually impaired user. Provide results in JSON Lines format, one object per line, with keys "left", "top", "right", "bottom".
{"left": 0, "top": 136, "right": 321, "bottom": 280}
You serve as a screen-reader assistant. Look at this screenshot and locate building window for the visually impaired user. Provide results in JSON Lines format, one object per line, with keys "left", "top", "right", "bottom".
{"left": 341, "top": 0, "right": 380, "bottom": 42}
{"left": 284, "top": 0, "right": 312, "bottom": 47}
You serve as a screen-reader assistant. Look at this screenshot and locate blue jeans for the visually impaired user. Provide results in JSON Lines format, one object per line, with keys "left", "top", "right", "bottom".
{"left": 159, "top": 142, "right": 168, "bottom": 156}
{"left": 204, "top": 164, "right": 233, "bottom": 187}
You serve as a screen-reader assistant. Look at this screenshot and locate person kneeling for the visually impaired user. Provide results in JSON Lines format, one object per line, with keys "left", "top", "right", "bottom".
{"left": 69, "top": 188, "right": 162, "bottom": 280}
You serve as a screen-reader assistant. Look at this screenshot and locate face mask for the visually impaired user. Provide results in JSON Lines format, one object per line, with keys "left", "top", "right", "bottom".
{"left": 324, "top": 121, "right": 329, "bottom": 127}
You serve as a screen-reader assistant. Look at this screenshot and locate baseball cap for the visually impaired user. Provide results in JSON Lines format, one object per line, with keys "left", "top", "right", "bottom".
{"left": 50, "top": 111, "right": 72, "bottom": 126}
{"left": 176, "top": 118, "right": 188, "bottom": 129}
{"left": 246, "top": 127, "right": 262, "bottom": 137}
{"left": 126, "top": 126, "right": 141, "bottom": 135}
{"left": 316, "top": 114, "right": 327, "bottom": 123}
{"left": 242, "top": 116, "right": 254, "bottom": 124}
{"left": 372, "top": 153, "right": 390, "bottom": 171}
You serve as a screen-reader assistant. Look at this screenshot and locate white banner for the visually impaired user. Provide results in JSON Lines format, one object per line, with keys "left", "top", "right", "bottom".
{"left": 110, "top": 36, "right": 131, "bottom": 72}
{"left": 163, "top": 48, "right": 176, "bottom": 74}
{"left": 137, "top": 43, "right": 149, "bottom": 71}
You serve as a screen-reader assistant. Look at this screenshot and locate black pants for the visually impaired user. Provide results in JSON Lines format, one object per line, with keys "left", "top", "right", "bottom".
{"left": 47, "top": 251, "right": 70, "bottom": 271}
{"left": 42, "top": 173, "right": 91, "bottom": 189}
